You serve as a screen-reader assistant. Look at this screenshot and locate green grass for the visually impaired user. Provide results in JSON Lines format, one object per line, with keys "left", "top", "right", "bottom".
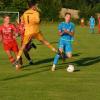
{"left": 0, "top": 23, "right": 100, "bottom": 100}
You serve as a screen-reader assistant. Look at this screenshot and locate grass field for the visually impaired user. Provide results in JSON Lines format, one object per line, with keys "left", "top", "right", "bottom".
{"left": 0, "top": 23, "right": 100, "bottom": 100}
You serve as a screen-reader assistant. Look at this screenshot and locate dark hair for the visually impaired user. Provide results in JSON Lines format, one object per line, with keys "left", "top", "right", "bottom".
{"left": 3, "top": 15, "right": 10, "bottom": 19}
{"left": 28, "top": 0, "right": 37, "bottom": 8}
{"left": 65, "top": 12, "right": 71, "bottom": 17}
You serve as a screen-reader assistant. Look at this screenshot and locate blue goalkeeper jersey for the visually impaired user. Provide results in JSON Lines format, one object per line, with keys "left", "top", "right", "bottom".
{"left": 89, "top": 17, "right": 95, "bottom": 26}
{"left": 58, "top": 22, "right": 75, "bottom": 41}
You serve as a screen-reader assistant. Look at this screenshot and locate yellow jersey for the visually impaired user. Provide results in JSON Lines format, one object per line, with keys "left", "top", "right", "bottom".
{"left": 21, "top": 8, "right": 40, "bottom": 35}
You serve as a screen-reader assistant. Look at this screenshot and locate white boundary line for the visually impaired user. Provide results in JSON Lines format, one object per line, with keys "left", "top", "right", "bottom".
{"left": 0, "top": 11, "right": 19, "bottom": 23}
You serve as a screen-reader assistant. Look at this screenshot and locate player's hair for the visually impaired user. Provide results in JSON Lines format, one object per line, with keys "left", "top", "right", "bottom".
{"left": 3, "top": 15, "right": 10, "bottom": 19}
{"left": 28, "top": 0, "right": 37, "bottom": 8}
{"left": 65, "top": 12, "right": 71, "bottom": 17}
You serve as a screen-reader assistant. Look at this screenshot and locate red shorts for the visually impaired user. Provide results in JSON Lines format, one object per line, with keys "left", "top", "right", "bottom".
{"left": 98, "top": 24, "right": 100, "bottom": 29}
{"left": 3, "top": 41, "right": 19, "bottom": 53}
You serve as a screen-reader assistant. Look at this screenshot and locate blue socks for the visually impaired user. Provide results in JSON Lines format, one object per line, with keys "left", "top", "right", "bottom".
{"left": 53, "top": 54, "right": 60, "bottom": 65}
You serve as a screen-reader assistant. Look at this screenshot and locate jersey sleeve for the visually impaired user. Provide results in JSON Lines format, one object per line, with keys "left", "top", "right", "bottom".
{"left": 11, "top": 24, "right": 18, "bottom": 37}
{"left": 70, "top": 23, "right": 75, "bottom": 32}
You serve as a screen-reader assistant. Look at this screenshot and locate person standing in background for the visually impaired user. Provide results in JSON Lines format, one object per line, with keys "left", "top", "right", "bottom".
{"left": 89, "top": 16, "right": 95, "bottom": 33}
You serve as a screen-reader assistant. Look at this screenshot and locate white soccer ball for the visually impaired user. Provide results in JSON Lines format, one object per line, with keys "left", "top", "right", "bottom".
{"left": 67, "top": 65, "right": 75, "bottom": 72}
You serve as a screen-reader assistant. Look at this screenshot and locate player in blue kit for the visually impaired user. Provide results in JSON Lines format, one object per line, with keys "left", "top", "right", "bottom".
{"left": 51, "top": 12, "right": 75, "bottom": 71}
{"left": 89, "top": 16, "right": 95, "bottom": 33}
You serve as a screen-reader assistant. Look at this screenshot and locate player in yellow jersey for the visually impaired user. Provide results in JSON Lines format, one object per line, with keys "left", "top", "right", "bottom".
{"left": 15, "top": 1, "right": 57, "bottom": 66}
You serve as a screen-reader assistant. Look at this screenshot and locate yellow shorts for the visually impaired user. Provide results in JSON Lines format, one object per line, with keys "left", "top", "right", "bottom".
{"left": 23, "top": 32, "right": 45, "bottom": 45}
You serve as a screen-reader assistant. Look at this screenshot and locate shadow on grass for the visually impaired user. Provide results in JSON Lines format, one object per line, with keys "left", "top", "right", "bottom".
{"left": 73, "top": 56, "right": 100, "bottom": 67}
{"left": 2, "top": 68, "right": 49, "bottom": 81}
{"left": 22, "top": 53, "right": 81, "bottom": 68}
{"left": 21, "top": 56, "right": 100, "bottom": 74}
{"left": 33, "top": 58, "right": 54, "bottom": 65}
{"left": 50, "top": 56, "right": 100, "bottom": 71}
{"left": 1, "top": 53, "right": 83, "bottom": 81}
{"left": 22, "top": 58, "right": 54, "bottom": 68}
{"left": 57, "top": 56, "right": 100, "bottom": 67}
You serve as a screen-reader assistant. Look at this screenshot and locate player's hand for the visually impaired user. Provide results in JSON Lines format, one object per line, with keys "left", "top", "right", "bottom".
{"left": 63, "top": 29, "right": 69, "bottom": 33}
{"left": 63, "top": 29, "right": 74, "bottom": 36}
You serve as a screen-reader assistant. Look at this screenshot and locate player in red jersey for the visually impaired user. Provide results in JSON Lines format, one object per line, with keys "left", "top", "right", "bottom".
{"left": 98, "top": 17, "right": 100, "bottom": 33}
{"left": 17, "top": 20, "right": 37, "bottom": 65}
{"left": 0, "top": 15, "right": 21, "bottom": 70}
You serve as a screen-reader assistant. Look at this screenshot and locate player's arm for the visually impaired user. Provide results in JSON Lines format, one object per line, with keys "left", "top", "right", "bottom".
{"left": 58, "top": 23, "right": 64, "bottom": 36}
{"left": 58, "top": 30, "right": 64, "bottom": 36}
{"left": 11, "top": 24, "right": 18, "bottom": 38}
{"left": 16, "top": 24, "right": 21, "bottom": 37}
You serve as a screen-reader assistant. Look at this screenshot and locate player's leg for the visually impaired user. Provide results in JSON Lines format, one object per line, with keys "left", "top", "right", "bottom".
{"left": 16, "top": 44, "right": 26, "bottom": 61}
{"left": 23, "top": 46, "right": 34, "bottom": 65}
{"left": 4, "top": 43, "right": 16, "bottom": 65}
{"left": 65, "top": 42, "right": 74, "bottom": 66}
{"left": 23, "top": 41, "right": 36, "bottom": 65}
{"left": 90, "top": 25, "right": 94, "bottom": 33}
{"left": 12, "top": 41, "right": 23, "bottom": 70}
{"left": 14, "top": 51, "right": 23, "bottom": 65}
{"left": 26, "top": 40, "right": 37, "bottom": 51}
{"left": 35, "top": 33, "right": 57, "bottom": 53}
{"left": 30, "top": 42, "right": 37, "bottom": 49}
{"left": 5, "top": 50, "right": 15, "bottom": 64}
{"left": 92, "top": 25, "right": 95, "bottom": 33}
{"left": 90, "top": 25, "right": 92, "bottom": 33}
{"left": 52, "top": 48, "right": 63, "bottom": 71}
{"left": 15, "top": 35, "right": 31, "bottom": 63}
{"left": 51, "top": 39, "right": 64, "bottom": 71}
{"left": 66, "top": 52, "right": 72, "bottom": 59}
{"left": 98, "top": 25, "right": 100, "bottom": 33}
{"left": 41, "top": 40, "right": 57, "bottom": 52}
{"left": 14, "top": 51, "right": 23, "bottom": 70}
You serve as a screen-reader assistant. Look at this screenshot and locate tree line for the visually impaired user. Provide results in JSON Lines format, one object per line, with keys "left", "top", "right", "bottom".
{"left": 0, "top": 0, "right": 100, "bottom": 22}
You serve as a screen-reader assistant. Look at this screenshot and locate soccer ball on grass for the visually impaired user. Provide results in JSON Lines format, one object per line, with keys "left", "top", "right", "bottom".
{"left": 67, "top": 65, "right": 75, "bottom": 72}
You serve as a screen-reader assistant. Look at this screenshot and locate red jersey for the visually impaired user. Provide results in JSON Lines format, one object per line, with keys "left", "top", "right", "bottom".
{"left": 0, "top": 24, "right": 17, "bottom": 44}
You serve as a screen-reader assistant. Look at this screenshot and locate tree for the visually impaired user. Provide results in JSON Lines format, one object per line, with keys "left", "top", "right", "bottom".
{"left": 38, "top": 0, "right": 62, "bottom": 21}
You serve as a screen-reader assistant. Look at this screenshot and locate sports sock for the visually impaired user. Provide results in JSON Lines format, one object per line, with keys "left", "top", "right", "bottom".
{"left": 23, "top": 50, "right": 31, "bottom": 61}
{"left": 53, "top": 54, "right": 60, "bottom": 65}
